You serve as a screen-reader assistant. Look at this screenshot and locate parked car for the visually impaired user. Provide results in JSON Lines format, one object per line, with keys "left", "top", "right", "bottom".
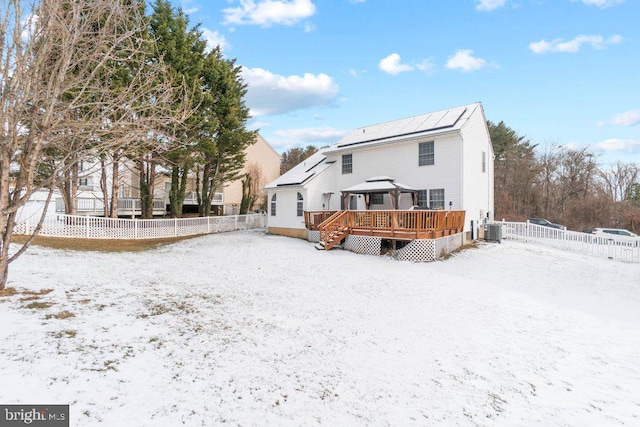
{"left": 592, "top": 228, "right": 640, "bottom": 247}
{"left": 527, "top": 218, "right": 565, "bottom": 229}
{"left": 592, "top": 228, "right": 638, "bottom": 238}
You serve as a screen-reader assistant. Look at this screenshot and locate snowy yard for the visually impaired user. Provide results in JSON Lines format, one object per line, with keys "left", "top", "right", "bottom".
{"left": 1, "top": 229, "right": 639, "bottom": 426}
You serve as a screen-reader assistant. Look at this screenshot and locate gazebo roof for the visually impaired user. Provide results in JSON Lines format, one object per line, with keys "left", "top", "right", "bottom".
{"left": 341, "top": 177, "right": 418, "bottom": 194}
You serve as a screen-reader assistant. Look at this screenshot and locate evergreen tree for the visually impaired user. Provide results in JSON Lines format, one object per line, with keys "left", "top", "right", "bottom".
{"left": 196, "top": 48, "right": 256, "bottom": 217}
{"left": 149, "top": 0, "right": 206, "bottom": 217}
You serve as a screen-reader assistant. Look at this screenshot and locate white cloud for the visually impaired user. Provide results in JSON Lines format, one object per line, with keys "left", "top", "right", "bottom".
{"left": 181, "top": 0, "right": 199, "bottom": 14}
{"left": 223, "top": 0, "right": 316, "bottom": 27}
{"left": 475, "top": 0, "right": 507, "bottom": 11}
{"left": 20, "top": 14, "right": 38, "bottom": 42}
{"left": 600, "top": 110, "right": 640, "bottom": 126}
{"left": 378, "top": 53, "right": 414, "bottom": 75}
{"left": 445, "top": 49, "right": 486, "bottom": 72}
{"left": 241, "top": 67, "right": 339, "bottom": 116}
{"left": 201, "top": 29, "right": 230, "bottom": 52}
{"left": 416, "top": 59, "right": 436, "bottom": 74}
{"left": 248, "top": 120, "right": 271, "bottom": 131}
{"left": 529, "top": 34, "right": 622, "bottom": 54}
{"left": 270, "top": 127, "right": 350, "bottom": 151}
{"left": 348, "top": 69, "right": 359, "bottom": 78}
{"left": 576, "top": 0, "right": 624, "bottom": 8}
{"left": 593, "top": 138, "right": 640, "bottom": 154}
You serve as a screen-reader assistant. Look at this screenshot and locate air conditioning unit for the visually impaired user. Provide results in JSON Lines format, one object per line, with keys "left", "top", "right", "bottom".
{"left": 484, "top": 223, "right": 502, "bottom": 243}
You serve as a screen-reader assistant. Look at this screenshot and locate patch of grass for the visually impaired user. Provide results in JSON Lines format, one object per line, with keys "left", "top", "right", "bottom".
{"left": 78, "top": 298, "right": 91, "bottom": 304}
{"left": 442, "top": 242, "right": 480, "bottom": 260}
{"left": 45, "top": 310, "right": 75, "bottom": 320}
{"left": 0, "top": 287, "right": 18, "bottom": 297}
{"left": 22, "top": 288, "right": 54, "bottom": 295}
{"left": 25, "top": 301, "right": 53, "bottom": 309}
{"left": 12, "top": 234, "right": 201, "bottom": 252}
{"left": 53, "top": 330, "right": 77, "bottom": 338}
{"left": 20, "top": 295, "right": 42, "bottom": 302}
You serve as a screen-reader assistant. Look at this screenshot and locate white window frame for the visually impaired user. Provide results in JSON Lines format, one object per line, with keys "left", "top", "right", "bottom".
{"left": 296, "top": 192, "right": 303, "bottom": 217}
{"left": 270, "top": 194, "right": 276, "bottom": 216}
{"left": 419, "top": 141, "right": 434, "bottom": 166}
{"left": 342, "top": 154, "right": 353, "bottom": 174}
{"left": 429, "top": 188, "right": 445, "bottom": 209}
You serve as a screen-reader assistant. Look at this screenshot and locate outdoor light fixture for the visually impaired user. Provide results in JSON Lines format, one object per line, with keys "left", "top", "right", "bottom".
{"left": 449, "top": 201, "right": 452, "bottom": 210}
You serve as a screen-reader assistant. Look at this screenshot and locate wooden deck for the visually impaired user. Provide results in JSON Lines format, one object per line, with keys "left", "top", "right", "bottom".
{"left": 304, "top": 209, "right": 466, "bottom": 242}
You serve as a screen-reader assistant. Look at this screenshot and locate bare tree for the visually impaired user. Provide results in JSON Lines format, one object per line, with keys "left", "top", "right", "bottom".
{"left": 0, "top": 0, "right": 187, "bottom": 289}
{"left": 240, "top": 162, "right": 265, "bottom": 214}
{"left": 599, "top": 161, "right": 639, "bottom": 203}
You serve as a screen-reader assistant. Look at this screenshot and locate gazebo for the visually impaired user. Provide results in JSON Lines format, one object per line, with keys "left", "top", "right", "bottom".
{"left": 340, "top": 176, "right": 419, "bottom": 210}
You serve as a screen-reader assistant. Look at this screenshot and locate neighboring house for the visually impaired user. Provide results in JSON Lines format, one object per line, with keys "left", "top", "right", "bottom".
{"left": 22, "top": 134, "right": 278, "bottom": 219}
{"left": 265, "top": 102, "right": 494, "bottom": 243}
{"left": 221, "top": 134, "right": 281, "bottom": 214}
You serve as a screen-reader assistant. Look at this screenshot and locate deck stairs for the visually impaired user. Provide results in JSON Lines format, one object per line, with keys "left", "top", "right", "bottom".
{"left": 317, "top": 210, "right": 350, "bottom": 250}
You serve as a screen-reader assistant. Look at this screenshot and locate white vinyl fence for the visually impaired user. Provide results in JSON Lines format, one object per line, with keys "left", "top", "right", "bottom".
{"left": 498, "top": 221, "right": 640, "bottom": 263}
{"left": 14, "top": 213, "right": 267, "bottom": 240}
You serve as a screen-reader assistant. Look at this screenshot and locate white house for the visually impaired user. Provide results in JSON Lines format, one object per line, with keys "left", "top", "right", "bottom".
{"left": 265, "top": 102, "right": 494, "bottom": 247}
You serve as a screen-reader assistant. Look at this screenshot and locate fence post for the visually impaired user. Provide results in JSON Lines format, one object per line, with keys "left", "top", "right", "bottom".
{"left": 134, "top": 218, "right": 138, "bottom": 239}
{"left": 86, "top": 216, "right": 89, "bottom": 238}
{"left": 207, "top": 216, "right": 210, "bottom": 234}
{"left": 234, "top": 214, "right": 238, "bottom": 230}
{"left": 175, "top": 218, "right": 178, "bottom": 236}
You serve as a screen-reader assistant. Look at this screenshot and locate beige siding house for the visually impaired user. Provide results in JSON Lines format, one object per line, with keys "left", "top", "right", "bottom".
{"left": 222, "top": 134, "right": 281, "bottom": 214}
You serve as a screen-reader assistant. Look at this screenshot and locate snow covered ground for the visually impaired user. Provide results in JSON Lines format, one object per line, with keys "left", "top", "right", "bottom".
{"left": 1, "top": 229, "right": 639, "bottom": 426}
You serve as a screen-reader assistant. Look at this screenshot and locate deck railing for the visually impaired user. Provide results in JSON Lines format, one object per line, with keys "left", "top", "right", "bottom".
{"left": 307, "top": 210, "right": 466, "bottom": 240}
{"left": 304, "top": 210, "right": 339, "bottom": 230}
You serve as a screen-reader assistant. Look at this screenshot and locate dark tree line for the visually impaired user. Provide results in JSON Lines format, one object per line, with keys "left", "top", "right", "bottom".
{"left": 489, "top": 121, "right": 640, "bottom": 232}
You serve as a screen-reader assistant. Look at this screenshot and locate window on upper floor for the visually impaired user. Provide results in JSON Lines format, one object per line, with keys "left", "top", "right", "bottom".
{"left": 342, "top": 154, "right": 353, "bottom": 174}
{"left": 419, "top": 141, "right": 434, "bottom": 166}
{"left": 296, "top": 192, "right": 304, "bottom": 217}
{"left": 270, "top": 194, "right": 276, "bottom": 216}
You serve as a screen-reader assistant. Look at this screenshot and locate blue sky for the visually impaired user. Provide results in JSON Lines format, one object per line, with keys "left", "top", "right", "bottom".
{"left": 168, "top": 0, "right": 639, "bottom": 166}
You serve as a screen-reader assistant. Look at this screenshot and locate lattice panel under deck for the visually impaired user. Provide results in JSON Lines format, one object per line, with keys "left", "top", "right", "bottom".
{"left": 308, "top": 231, "right": 320, "bottom": 242}
{"left": 396, "top": 240, "right": 437, "bottom": 262}
{"left": 344, "top": 235, "right": 382, "bottom": 256}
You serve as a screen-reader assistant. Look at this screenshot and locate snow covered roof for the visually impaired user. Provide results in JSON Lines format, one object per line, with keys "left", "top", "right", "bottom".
{"left": 265, "top": 103, "right": 483, "bottom": 190}
{"left": 324, "top": 102, "right": 481, "bottom": 154}
{"left": 264, "top": 150, "right": 335, "bottom": 189}
{"left": 341, "top": 177, "right": 417, "bottom": 193}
